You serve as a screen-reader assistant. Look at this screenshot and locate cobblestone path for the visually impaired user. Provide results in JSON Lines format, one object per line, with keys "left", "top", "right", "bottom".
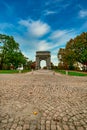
{"left": 0, "top": 70, "right": 87, "bottom": 130}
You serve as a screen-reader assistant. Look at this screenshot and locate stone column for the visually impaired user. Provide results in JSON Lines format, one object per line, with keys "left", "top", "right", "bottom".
{"left": 47, "top": 56, "right": 51, "bottom": 69}
{"left": 36, "top": 56, "right": 40, "bottom": 69}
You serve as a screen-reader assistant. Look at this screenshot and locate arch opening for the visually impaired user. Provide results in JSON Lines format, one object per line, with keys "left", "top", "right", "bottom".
{"left": 40, "top": 60, "right": 46, "bottom": 69}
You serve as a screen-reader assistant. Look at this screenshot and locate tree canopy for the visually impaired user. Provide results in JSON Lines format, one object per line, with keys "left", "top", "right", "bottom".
{"left": 0, "top": 34, "right": 28, "bottom": 70}
{"left": 58, "top": 32, "right": 87, "bottom": 70}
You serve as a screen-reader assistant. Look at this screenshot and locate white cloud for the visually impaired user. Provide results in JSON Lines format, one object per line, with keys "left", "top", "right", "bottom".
{"left": 37, "top": 40, "right": 56, "bottom": 51}
{"left": 37, "top": 40, "right": 50, "bottom": 51}
{"left": 50, "top": 30, "right": 67, "bottom": 39}
{"left": 49, "top": 29, "right": 75, "bottom": 47}
{"left": 44, "top": 10, "right": 56, "bottom": 15}
{"left": 79, "top": 10, "right": 87, "bottom": 18}
{"left": 45, "top": 0, "right": 72, "bottom": 14}
{"left": 19, "top": 19, "right": 50, "bottom": 38}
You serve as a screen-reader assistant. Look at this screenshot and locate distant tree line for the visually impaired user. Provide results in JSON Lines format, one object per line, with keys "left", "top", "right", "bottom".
{"left": 58, "top": 32, "right": 87, "bottom": 71}
{"left": 0, "top": 34, "right": 33, "bottom": 70}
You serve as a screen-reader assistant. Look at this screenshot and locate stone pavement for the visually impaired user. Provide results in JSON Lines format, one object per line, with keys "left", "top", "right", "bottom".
{"left": 0, "top": 70, "right": 87, "bottom": 130}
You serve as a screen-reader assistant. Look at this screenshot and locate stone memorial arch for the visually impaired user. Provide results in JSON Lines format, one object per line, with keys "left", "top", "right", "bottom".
{"left": 36, "top": 51, "right": 51, "bottom": 69}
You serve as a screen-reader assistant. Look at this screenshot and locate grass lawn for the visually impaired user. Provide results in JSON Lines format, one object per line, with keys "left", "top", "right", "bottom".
{"left": 0, "top": 70, "right": 31, "bottom": 74}
{"left": 54, "top": 69, "right": 87, "bottom": 76}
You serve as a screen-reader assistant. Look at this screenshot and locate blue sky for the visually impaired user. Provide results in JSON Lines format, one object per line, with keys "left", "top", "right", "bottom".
{"left": 0, "top": 0, "right": 87, "bottom": 66}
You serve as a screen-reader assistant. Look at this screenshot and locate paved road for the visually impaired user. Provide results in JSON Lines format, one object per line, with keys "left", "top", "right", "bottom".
{"left": 0, "top": 70, "right": 87, "bottom": 130}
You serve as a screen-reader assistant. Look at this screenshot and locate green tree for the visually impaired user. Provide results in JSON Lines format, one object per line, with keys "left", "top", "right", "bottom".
{"left": 58, "top": 48, "right": 68, "bottom": 69}
{"left": 25, "top": 60, "right": 33, "bottom": 70}
{"left": 58, "top": 32, "right": 87, "bottom": 70}
{"left": 73, "top": 32, "right": 87, "bottom": 65}
{"left": 0, "top": 34, "right": 28, "bottom": 69}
